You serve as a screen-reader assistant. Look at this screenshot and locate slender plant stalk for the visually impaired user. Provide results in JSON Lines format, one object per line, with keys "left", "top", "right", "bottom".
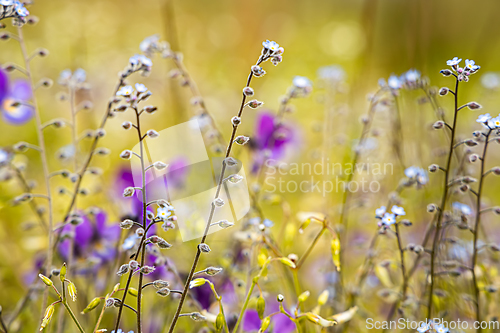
{"left": 10, "top": 164, "right": 47, "bottom": 230}
{"left": 167, "top": 53, "right": 269, "bottom": 333}
{"left": 427, "top": 77, "right": 459, "bottom": 318}
{"left": 471, "top": 128, "right": 492, "bottom": 331}
{"left": 134, "top": 107, "right": 147, "bottom": 333}
{"left": 337, "top": 88, "right": 384, "bottom": 292}
{"left": 16, "top": 26, "right": 55, "bottom": 330}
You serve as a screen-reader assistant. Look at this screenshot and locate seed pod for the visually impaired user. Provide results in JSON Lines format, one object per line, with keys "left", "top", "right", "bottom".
{"left": 116, "top": 264, "right": 130, "bottom": 276}
{"left": 257, "top": 296, "right": 266, "bottom": 319}
{"left": 67, "top": 281, "right": 77, "bottom": 301}
{"left": 82, "top": 297, "right": 101, "bottom": 314}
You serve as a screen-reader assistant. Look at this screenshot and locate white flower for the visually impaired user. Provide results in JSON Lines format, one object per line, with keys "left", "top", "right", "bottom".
{"left": 0, "top": 148, "right": 11, "bottom": 166}
{"left": 434, "top": 323, "right": 449, "bottom": 333}
{"left": 117, "top": 85, "right": 134, "bottom": 97}
{"left": 391, "top": 205, "right": 406, "bottom": 216}
{"left": 404, "top": 69, "right": 420, "bottom": 83}
{"left": 404, "top": 166, "right": 428, "bottom": 185}
{"left": 465, "top": 59, "right": 480, "bottom": 73}
{"left": 452, "top": 202, "right": 472, "bottom": 216}
{"left": 293, "top": 76, "right": 312, "bottom": 89}
{"left": 446, "top": 57, "right": 462, "bottom": 67}
{"left": 0, "top": 0, "right": 14, "bottom": 6}
{"left": 416, "top": 322, "right": 431, "bottom": 333}
{"left": 375, "top": 206, "right": 386, "bottom": 219}
{"left": 490, "top": 116, "right": 500, "bottom": 128}
{"left": 381, "top": 213, "right": 396, "bottom": 226}
{"left": 262, "top": 40, "right": 280, "bottom": 53}
{"left": 157, "top": 206, "right": 174, "bottom": 220}
{"left": 387, "top": 74, "right": 402, "bottom": 90}
{"left": 135, "top": 83, "right": 148, "bottom": 93}
{"left": 140, "top": 34, "right": 160, "bottom": 53}
{"left": 318, "top": 65, "right": 345, "bottom": 82}
{"left": 481, "top": 72, "right": 500, "bottom": 90}
{"left": 476, "top": 113, "right": 491, "bottom": 123}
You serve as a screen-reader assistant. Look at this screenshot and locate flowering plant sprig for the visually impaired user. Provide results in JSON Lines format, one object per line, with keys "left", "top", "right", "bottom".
{"left": 427, "top": 56, "right": 481, "bottom": 319}
{"left": 38, "top": 263, "right": 84, "bottom": 332}
{"left": 112, "top": 81, "right": 175, "bottom": 333}
{"left": 167, "top": 40, "right": 284, "bottom": 333}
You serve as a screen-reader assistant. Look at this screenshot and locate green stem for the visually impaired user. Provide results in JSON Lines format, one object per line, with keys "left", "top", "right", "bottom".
{"left": 62, "top": 301, "right": 85, "bottom": 333}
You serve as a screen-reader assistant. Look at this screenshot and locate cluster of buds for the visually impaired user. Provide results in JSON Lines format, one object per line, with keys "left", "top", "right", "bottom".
{"left": 58, "top": 68, "right": 89, "bottom": 90}
{"left": 122, "top": 54, "right": 153, "bottom": 77}
{"left": 261, "top": 40, "right": 284, "bottom": 66}
{"left": 442, "top": 57, "right": 480, "bottom": 82}
{"left": 0, "top": 1, "right": 29, "bottom": 24}
{"left": 115, "top": 83, "right": 152, "bottom": 109}
{"left": 139, "top": 34, "right": 172, "bottom": 58}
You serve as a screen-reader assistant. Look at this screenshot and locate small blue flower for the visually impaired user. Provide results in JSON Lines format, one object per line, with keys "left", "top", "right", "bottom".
{"left": 452, "top": 202, "right": 472, "bottom": 216}
{"left": 465, "top": 59, "right": 480, "bottom": 73}
{"left": 157, "top": 206, "right": 174, "bottom": 221}
{"left": 404, "top": 166, "right": 428, "bottom": 186}
{"left": 416, "top": 321, "right": 430, "bottom": 332}
{"left": 262, "top": 40, "right": 280, "bottom": 52}
{"left": 434, "top": 323, "right": 449, "bottom": 333}
{"left": 117, "top": 85, "right": 134, "bottom": 97}
{"left": 135, "top": 83, "right": 148, "bottom": 93}
{"left": 0, "top": 0, "right": 14, "bottom": 6}
{"left": 387, "top": 74, "right": 402, "bottom": 90}
{"left": 446, "top": 56, "right": 462, "bottom": 68}
{"left": 111, "top": 330, "right": 134, "bottom": 333}
{"left": 375, "top": 206, "right": 386, "bottom": 219}
{"left": 381, "top": 213, "right": 396, "bottom": 226}
{"left": 391, "top": 205, "right": 406, "bottom": 216}
{"left": 490, "top": 116, "right": 500, "bottom": 129}
{"left": 476, "top": 113, "right": 491, "bottom": 123}
{"left": 403, "top": 69, "right": 420, "bottom": 83}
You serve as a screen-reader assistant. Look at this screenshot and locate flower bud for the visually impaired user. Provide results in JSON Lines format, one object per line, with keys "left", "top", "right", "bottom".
{"left": 122, "top": 121, "right": 132, "bottom": 130}
{"left": 464, "top": 139, "right": 478, "bottom": 147}
{"left": 469, "top": 154, "right": 479, "bottom": 163}
{"left": 493, "top": 167, "right": 500, "bottom": 176}
{"left": 248, "top": 99, "right": 264, "bottom": 109}
{"left": 298, "top": 291, "right": 310, "bottom": 303}
{"left": 439, "top": 87, "right": 449, "bottom": 96}
{"left": 120, "top": 219, "right": 134, "bottom": 229}
{"left": 277, "top": 294, "right": 284, "bottom": 302}
{"left": 153, "top": 280, "right": 170, "bottom": 289}
{"left": 147, "top": 129, "right": 159, "bottom": 138}
{"left": 257, "top": 296, "right": 266, "bottom": 319}
{"left": 82, "top": 297, "right": 101, "bottom": 314}
{"left": 136, "top": 228, "right": 145, "bottom": 237}
{"left": 153, "top": 161, "right": 168, "bottom": 170}
{"left": 205, "top": 267, "right": 223, "bottom": 276}
{"left": 67, "top": 281, "right": 77, "bottom": 301}
{"left": 143, "top": 105, "right": 158, "bottom": 114}
{"left": 243, "top": 87, "right": 254, "bottom": 96}
{"left": 120, "top": 150, "right": 132, "bottom": 160}
{"left": 199, "top": 243, "right": 211, "bottom": 253}
{"left": 231, "top": 116, "right": 241, "bottom": 126}
{"left": 428, "top": 164, "right": 439, "bottom": 172}
{"left": 427, "top": 204, "right": 437, "bottom": 213}
{"left": 156, "top": 287, "right": 171, "bottom": 297}
{"left": 140, "top": 266, "right": 156, "bottom": 275}
{"left": 40, "top": 304, "right": 55, "bottom": 331}
{"left": 440, "top": 69, "right": 453, "bottom": 76}
{"left": 117, "top": 264, "right": 130, "bottom": 276}
{"left": 224, "top": 157, "right": 238, "bottom": 166}
{"left": 123, "top": 187, "right": 135, "bottom": 197}
{"left": 213, "top": 198, "right": 225, "bottom": 207}
{"left": 39, "top": 274, "right": 53, "bottom": 286}
{"left": 467, "top": 102, "right": 482, "bottom": 110}
{"left": 433, "top": 121, "right": 444, "bottom": 129}
{"left": 129, "top": 260, "right": 139, "bottom": 270}
{"left": 234, "top": 135, "right": 250, "bottom": 145}
{"left": 189, "top": 278, "right": 207, "bottom": 289}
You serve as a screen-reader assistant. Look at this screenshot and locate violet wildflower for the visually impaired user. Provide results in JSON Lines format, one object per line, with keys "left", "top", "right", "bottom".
{"left": 0, "top": 70, "right": 33, "bottom": 125}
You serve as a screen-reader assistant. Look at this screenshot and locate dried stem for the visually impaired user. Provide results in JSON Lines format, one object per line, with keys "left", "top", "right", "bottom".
{"left": 16, "top": 26, "right": 55, "bottom": 330}
{"left": 471, "top": 128, "right": 492, "bottom": 331}
{"left": 427, "top": 77, "right": 459, "bottom": 318}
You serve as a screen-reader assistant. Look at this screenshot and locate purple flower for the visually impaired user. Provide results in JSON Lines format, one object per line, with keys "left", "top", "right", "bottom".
{"left": 250, "top": 111, "right": 298, "bottom": 173}
{"left": 58, "top": 210, "right": 120, "bottom": 270}
{"left": 242, "top": 298, "right": 295, "bottom": 332}
{"left": 0, "top": 70, "right": 33, "bottom": 125}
